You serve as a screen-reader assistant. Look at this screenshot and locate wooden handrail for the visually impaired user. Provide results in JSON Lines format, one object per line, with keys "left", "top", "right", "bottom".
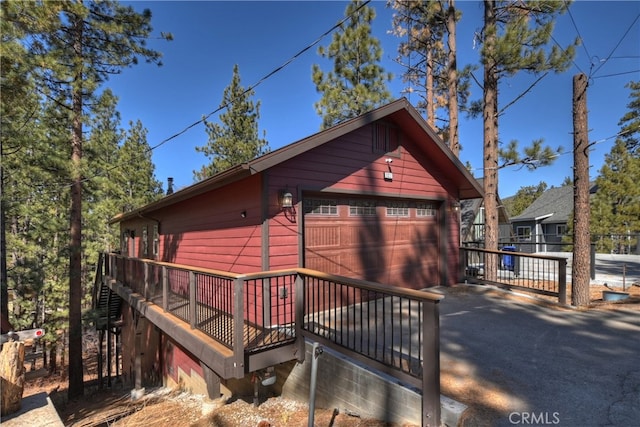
{"left": 105, "top": 253, "right": 444, "bottom": 303}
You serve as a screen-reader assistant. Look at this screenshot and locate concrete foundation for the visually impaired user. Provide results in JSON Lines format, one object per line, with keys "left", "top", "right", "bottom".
{"left": 277, "top": 340, "right": 466, "bottom": 426}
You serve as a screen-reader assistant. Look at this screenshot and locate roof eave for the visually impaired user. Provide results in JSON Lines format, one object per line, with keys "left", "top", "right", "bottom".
{"left": 110, "top": 98, "right": 484, "bottom": 223}
{"left": 109, "top": 164, "right": 252, "bottom": 224}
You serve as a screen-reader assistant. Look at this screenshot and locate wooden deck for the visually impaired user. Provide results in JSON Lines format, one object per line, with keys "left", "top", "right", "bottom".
{"left": 97, "top": 253, "right": 442, "bottom": 426}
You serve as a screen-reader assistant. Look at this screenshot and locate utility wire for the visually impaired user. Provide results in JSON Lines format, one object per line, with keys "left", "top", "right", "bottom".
{"left": 9, "top": 1, "right": 371, "bottom": 199}
{"left": 149, "top": 0, "right": 371, "bottom": 153}
{"left": 563, "top": 0, "right": 591, "bottom": 72}
{"left": 590, "top": 13, "right": 640, "bottom": 79}
{"left": 592, "top": 69, "right": 640, "bottom": 80}
{"left": 476, "top": 129, "right": 633, "bottom": 172}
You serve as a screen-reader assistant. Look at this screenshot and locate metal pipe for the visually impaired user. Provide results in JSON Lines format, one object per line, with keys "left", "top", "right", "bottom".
{"left": 308, "top": 342, "right": 323, "bottom": 427}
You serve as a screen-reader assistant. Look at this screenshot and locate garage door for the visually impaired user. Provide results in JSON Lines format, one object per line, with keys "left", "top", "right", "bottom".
{"left": 303, "top": 197, "right": 440, "bottom": 290}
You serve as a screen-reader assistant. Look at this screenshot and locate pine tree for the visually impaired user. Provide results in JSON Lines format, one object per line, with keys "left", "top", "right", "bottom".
{"left": 390, "top": 1, "right": 476, "bottom": 156}
{"left": 195, "top": 64, "right": 269, "bottom": 181}
{"left": 84, "top": 89, "right": 125, "bottom": 261}
{"left": 0, "top": 6, "right": 38, "bottom": 330}
{"left": 390, "top": 1, "right": 447, "bottom": 128}
{"left": 591, "top": 140, "right": 640, "bottom": 253}
{"left": 617, "top": 81, "right": 640, "bottom": 156}
{"left": 591, "top": 82, "right": 640, "bottom": 254}
{"left": 1, "top": 0, "right": 169, "bottom": 398}
{"left": 312, "top": 0, "right": 393, "bottom": 129}
{"left": 118, "top": 120, "right": 164, "bottom": 210}
{"left": 503, "top": 182, "right": 548, "bottom": 217}
{"left": 479, "top": 0, "right": 576, "bottom": 280}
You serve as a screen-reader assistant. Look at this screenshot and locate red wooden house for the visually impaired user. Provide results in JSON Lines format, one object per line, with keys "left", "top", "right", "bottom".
{"left": 113, "top": 98, "right": 481, "bottom": 288}
{"left": 104, "top": 99, "right": 482, "bottom": 410}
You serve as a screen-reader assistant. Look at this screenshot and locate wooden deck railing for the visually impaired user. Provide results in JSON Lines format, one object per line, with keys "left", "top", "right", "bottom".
{"left": 460, "top": 247, "right": 568, "bottom": 304}
{"left": 100, "top": 253, "right": 443, "bottom": 426}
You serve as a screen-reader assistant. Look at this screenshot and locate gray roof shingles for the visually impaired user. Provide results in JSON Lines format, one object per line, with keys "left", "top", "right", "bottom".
{"left": 510, "top": 185, "right": 573, "bottom": 224}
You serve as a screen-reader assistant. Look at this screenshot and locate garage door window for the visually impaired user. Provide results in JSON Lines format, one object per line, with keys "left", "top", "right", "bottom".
{"left": 304, "top": 199, "right": 338, "bottom": 215}
{"left": 349, "top": 200, "right": 377, "bottom": 216}
{"left": 416, "top": 203, "right": 437, "bottom": 217}
{"left": 386, "top": 201, "right": 409, "bottom": 217}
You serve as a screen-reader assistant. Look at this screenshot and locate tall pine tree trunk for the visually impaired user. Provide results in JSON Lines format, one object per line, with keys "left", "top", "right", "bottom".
{"left": 1, "top": 143, "right": 12, "bottom": 334}
{"left": 425, "top": 27, "right": 435, "bottom": 128}
{"left": 447, "top": 0, "right": 460, "bottom": 156}
{"left": 0, "top": 342, "right": 25, "bottom": 416}
{"left": 572, "top": 73, "right": 590, "bottom": 307}
{"left": 68, "top": 8, "right": 84, "bottom": 399}
{"left": 483, "top": 0, "right": 499, "bottom": 281}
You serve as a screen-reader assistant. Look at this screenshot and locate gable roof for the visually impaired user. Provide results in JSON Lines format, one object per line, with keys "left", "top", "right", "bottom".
{"left": 511, "top": 185, "right": 573, "bottom": 223}
{"left": 511, "top": 183, "right": 599, "bottom": 224}
{"left": 111, "top": 98, "right": 483, "bottom": 224}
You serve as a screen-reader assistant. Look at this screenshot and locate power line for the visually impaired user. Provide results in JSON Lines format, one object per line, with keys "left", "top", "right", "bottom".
{"left": 149, "top": 0, "right": 371, "bottom": 153}
{"left": 563, "top": 0, "right": 591, "bottom": 72}
{"left": 476, "top": 129, "right": 632, "bottom": 173}
{"left": 10, "top": 1, "right": 372, "bottom": 201}
{"left": 590, "top": 13, "right": 640, "bottom": 79}
{"left": 592, "top": 69, "right": 640, "bottom": 80}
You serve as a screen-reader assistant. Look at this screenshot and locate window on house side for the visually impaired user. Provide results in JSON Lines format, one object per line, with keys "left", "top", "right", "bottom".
{"left": 152, "top": 224, "right": 159, "bottom": 256}
{"left": 142, "top": 226, "right": 148, "bottom": 256}
{"left": 517, "top": 226, "right": 532, "bottom": 241}
{"left": 556, "top": 225, "right": 567, "bottom": 236}
{"left": 122, "top": 231, "right": 128, "bottom": 255}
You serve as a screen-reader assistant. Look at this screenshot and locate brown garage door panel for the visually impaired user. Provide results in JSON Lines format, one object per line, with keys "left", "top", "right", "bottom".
{"left": 304, "top": 202, "right": 440, "bottom": 289}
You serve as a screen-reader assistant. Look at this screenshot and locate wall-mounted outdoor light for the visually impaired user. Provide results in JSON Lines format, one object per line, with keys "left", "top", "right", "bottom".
{"left": 450, "top": 200, "right": 461, "bottom": 212}
{"left": 384, "top": 158, "right": 393, "bottom": 181}
{"left": 280, "top": 190, "right": 296, "bottom": 223}
{"left": 280, "top": 191, "right": 294, "bottom": 209}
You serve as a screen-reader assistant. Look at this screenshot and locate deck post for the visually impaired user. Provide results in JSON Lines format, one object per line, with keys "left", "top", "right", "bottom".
{"left": 189, "top": 271, "right": 197, "bottom": 329}
{"left": 143, "top": 262, "right": 149, "bottom": 299}
{"left": 263, "top": 278, "right": 271, "bottom": 329}
{"left": 133, "top": 316, "right": 144, "bottom": 395}
{"left": 111, "top": 255, "right": 117, "bottom": 283}
{"left": 294, "top": 273, "right": 305, "bottom": 363}
{"left": 422, "top": 300, "right": 441, "bottom": 427}
{"left": 107, "top": 288, "right": 112, "bottom": 387}
{"left": 233, "top": 277, "right": 245, "bottom": 378}
{"left": 162, "top": 266, "right": 168, "bottom": 312}
{"left": 200, "top": 361, "right": 221, "bottom": 399}
{"left": 558, "top": 258, "right": 567, "bottom": 305}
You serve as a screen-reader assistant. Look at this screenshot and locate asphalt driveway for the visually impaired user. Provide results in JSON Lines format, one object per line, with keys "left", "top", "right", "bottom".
{"left": 436, "top": 285, "right": 640, "bottom": 427}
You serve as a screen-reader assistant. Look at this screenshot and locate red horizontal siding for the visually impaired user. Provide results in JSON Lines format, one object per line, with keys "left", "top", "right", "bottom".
{"left": 264, "top": 123, "right": 457, "bottom": 274}
{"left": 121, "top": 175, "right": 264, "bottom": 274}
{"left": 268, "top": 126, "right": 450, "bottom": 199}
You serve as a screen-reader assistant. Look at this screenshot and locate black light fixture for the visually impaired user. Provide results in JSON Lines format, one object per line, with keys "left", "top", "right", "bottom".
{"left": 279, "top": 190, "right": 296, "bottom": 223}
{"left": 280, "top": 191, "right": 294, "bottom": 209}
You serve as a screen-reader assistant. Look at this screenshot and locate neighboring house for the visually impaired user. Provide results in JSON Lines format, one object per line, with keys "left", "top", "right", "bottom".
{"left": 510, "top": 184, "right": 595, "bottom": 253}
{"left": 460, "top": 178, "right": 512, "bottom": 246}
{"left": 106, "top": 98, "right": 483, "bottom": 403}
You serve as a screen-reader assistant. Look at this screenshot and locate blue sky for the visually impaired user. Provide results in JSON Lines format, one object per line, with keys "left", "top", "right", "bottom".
{"left": 107, "top": 1, "right": 640, "bottom": 197}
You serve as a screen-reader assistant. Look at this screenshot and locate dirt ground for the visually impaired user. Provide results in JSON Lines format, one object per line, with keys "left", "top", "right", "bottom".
{"left": 19, "top": 283, "right": 640, "bottom": 427}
